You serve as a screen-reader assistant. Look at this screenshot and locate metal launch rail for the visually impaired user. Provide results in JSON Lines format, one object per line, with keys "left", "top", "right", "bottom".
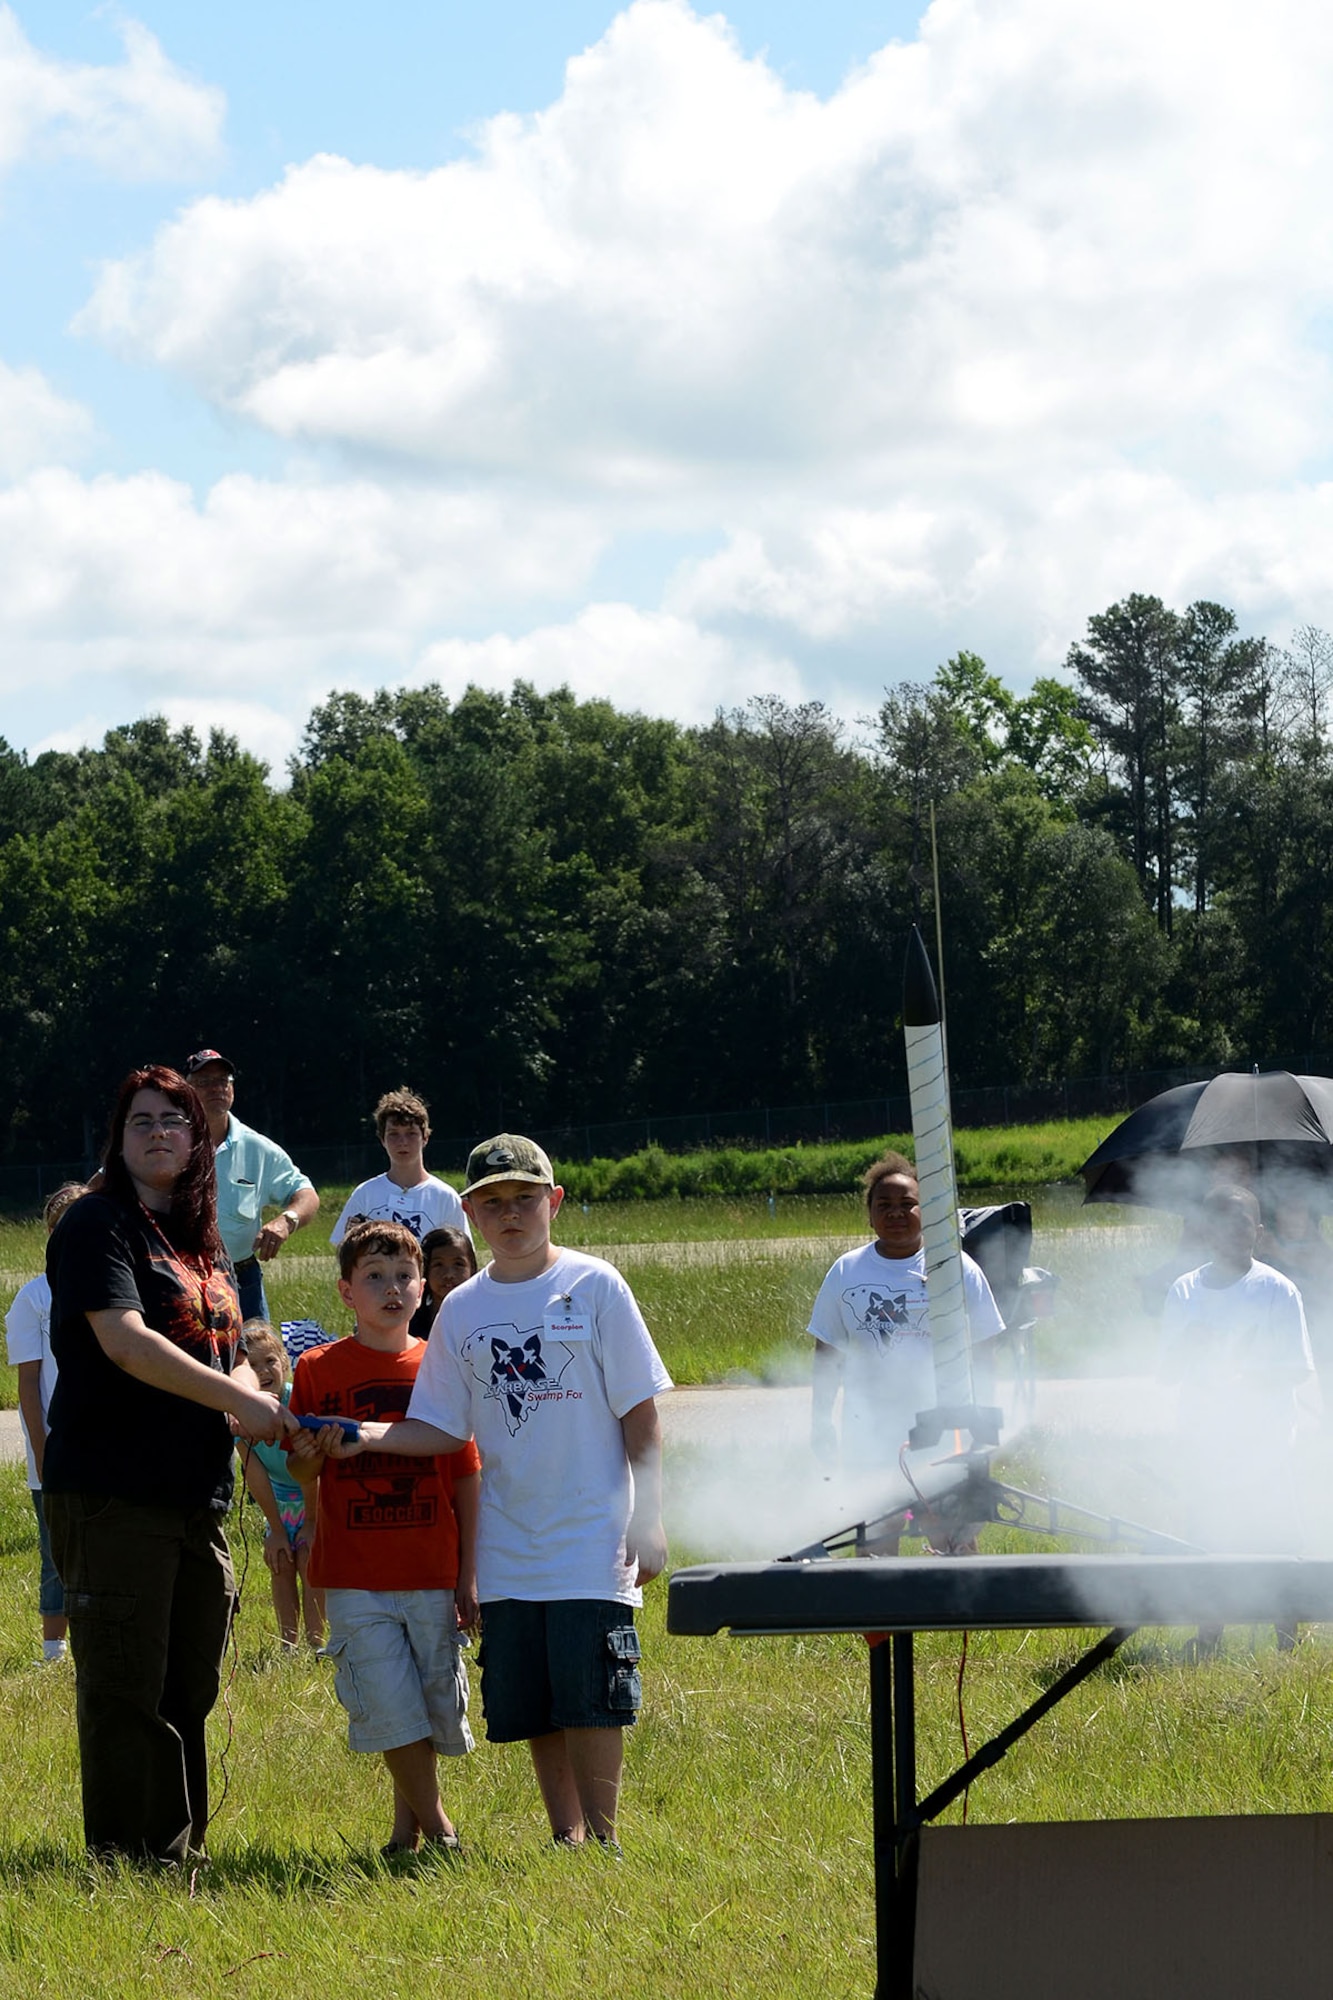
{"left": 667, "top": 1554, "right": 1333, "bottom": 1999}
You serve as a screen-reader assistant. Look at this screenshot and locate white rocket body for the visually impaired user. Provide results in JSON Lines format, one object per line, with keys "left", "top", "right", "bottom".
{"left": 903, "top": 927, "right": 974, "bottom": 1408}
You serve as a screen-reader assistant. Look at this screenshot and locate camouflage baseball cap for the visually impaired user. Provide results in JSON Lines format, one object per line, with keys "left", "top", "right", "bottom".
{"left": 462, "top": 1133, "right": 555, "bottom": 1195}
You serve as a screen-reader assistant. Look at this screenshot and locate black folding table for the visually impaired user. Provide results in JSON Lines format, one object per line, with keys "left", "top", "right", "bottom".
{"left": 668, "top": 1554, "right": 1333, "bottom": 1999}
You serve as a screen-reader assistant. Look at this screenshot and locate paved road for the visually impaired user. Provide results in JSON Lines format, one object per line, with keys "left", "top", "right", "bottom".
{"left": 0, "top": 1376, "right": 1182, "bottom": 1563}
{"left": 0, "top": 1374, "right": 1165, "bottom": 1468}
{"left": 660, "top": 1374, "right": 1167, "bottom": 1446}
{"left": 0, "top": 1375, "right": 1223, "bottom": 1566}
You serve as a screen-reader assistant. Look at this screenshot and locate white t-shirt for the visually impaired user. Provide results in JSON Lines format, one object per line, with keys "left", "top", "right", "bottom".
{"left": 1159, "top": 1259, "right": 1313, "bottom": 1449}
{"left": 409, "top": 1248, "right": 672, "bottom": 1606}
{"left": 330, "top": 1171, "right": 468, "bottom": 1246}
{"left": 808, "top": 1242, "right": 1003, "bottom": 1460}
{"left": 4, "top": 1274, "right": 56, "bottom": 1490}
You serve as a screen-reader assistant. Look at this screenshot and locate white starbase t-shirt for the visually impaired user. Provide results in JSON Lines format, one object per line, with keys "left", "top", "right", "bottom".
{"left": 409, "top": 1248, "right": 672, "bottom": 1606}
{"left": 808, "top": 1241, "right": 1003, "bottom": 1460}
{"left": 330, "top": 1172, "right": 468, "bottom": 1246}
{"left": 1159, "top": 1258, "right": 1313, "bottom": 1447}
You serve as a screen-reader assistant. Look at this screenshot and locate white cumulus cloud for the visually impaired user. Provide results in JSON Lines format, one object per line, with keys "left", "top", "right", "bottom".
{"left": 20, "top": 0, "right": 1333, "bottom": 743}
{"left": 0, "top": 359, "right": 92, "bottom": 475}
{"left": 415, "top": 602, "right": 805, "bottom": 721}
{"left": 0, "top": 7, "right": 224, "bottom": 181}
{"left": 31, "top": 698, "right": 302, "bottom": 772}
{"left": 78, "top": 0, "right": 1333, "bottom": 488}
{"left": 670, "top": 476, "right": 1333, "bottom": 687}
{"left": 0, "top": 467, "right": 602, "bottom": 695}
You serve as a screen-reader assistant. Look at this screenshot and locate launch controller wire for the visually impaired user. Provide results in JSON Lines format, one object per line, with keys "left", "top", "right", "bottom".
{"left": 201, "top": 1439, "right": 259, "bottom": 1871}
{"left": 898, "top": 1440, "right": 974, "bottom": 1824}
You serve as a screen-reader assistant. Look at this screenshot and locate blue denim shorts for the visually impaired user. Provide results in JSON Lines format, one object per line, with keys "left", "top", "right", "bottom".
{"left": 31, "top": 1489, "right": 63, "bottom": 1617}
{"left": 478, "top": 1599, "right": 641, "bottom": 1742}
{"left": 324, "top": 1588, "right": 473, "bottom": 1757}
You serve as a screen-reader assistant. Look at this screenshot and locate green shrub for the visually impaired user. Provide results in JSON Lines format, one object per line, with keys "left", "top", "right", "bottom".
{"left": 551, "top": 1118, "right": 1109, "bottom": 1203}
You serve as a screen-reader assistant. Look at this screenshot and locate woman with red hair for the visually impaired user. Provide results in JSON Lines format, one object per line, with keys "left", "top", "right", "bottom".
{"left": 44, "top": 1064, "right": 294, "bottom": 1865}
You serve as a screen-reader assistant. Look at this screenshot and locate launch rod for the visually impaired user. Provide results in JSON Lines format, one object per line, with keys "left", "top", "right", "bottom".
{"left": 929, "top": 799, "right": 947, "bottom": 1074}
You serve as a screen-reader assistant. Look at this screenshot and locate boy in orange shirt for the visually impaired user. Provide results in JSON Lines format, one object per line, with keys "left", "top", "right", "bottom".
{"left": 290, "top": 1221, "right": 479, "bottom": 1856}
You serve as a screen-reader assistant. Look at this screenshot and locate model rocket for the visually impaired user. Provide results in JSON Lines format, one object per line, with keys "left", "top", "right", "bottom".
{"left": 903, "top": 924, "right": 975, "bottom": 1413}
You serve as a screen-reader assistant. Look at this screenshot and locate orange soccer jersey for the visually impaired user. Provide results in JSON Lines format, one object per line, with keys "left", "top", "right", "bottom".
{"left": 291, "top": 1335, "right": 480, "bottom": 1593}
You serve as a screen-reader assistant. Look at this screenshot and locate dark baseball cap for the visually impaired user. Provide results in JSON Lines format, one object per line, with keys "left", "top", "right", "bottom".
{"left": 185, "top": 1048, "right": 236, "bottom": 1077}
{"left": 462, "top": 1133, "right": 555, "bottom": 1195}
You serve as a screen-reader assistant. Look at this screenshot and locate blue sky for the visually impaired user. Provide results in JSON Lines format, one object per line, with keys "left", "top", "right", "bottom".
{"left": 3, "top": 0, "right": 1331, "bottom": 770}
{"left": 29, "top": 4, "right": 926, "bottom": 168}
{"left": 5, "top": 3, "right": 923, "bottom": 487}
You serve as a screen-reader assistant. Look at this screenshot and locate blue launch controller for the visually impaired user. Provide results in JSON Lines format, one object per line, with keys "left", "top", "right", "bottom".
{"left": 293, "top": 1412, "right": 362, "bottom": 1441}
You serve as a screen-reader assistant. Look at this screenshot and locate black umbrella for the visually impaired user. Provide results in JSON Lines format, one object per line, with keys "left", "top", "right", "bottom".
{"left": 1080, "top": 1070, "right": 1333, "bottom": 1208}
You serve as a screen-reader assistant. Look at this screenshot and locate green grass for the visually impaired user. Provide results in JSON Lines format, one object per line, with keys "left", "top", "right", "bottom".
{"left": 546, "top": 1118, "right": 1114, "bottom": 1203}
{"left": 0, "top": 1106, "right": 1128, "bottom": 1275}
{"left": 618, "top": 1256, "right": 824, "bottom": 1385}
{"left": 0, "top": 1453, "right": 1329, "bottom": 1996}
{"left": 553, "top": 1191, "right": 867, "bottom": 1242}
{"left": 0, "top": 1150, "right": 1175, "bottom": 1409}
{"left": 0, "top": 1137, "right": 1318, "bottom": 1995}
{"left": 61, "top": 1239, "right": 846, "bottom": 1390}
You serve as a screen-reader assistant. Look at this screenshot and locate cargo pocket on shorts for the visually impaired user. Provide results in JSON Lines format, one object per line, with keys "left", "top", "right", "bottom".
{"left": 447, "top": 1640, "right": 475, "bottom": 1755}
{"left": 325, "top": 1636, "right": 366, "bottom": 1725}
{"left": 605, "top": 1624, "right": 641, "bottom": 1715}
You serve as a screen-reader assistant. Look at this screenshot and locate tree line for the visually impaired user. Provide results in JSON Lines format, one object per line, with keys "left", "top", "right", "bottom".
{"left": 3, "top": 593, "right": 1330, "bottom": 1161}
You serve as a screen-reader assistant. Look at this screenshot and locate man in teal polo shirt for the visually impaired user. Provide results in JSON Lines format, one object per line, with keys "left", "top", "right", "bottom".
{"left": 185, "top": 1049, "right": 320, "bottom": 1320}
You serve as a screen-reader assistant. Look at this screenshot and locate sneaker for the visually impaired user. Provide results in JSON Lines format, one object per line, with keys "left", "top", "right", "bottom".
{"left": 380, "top": 1832, "right": 461, "bottom": 1860}
{"left": 421, "top": 1832, "right": 462, "bottom": 1857}
{"left": 551, "top": 1831, "right": 622, "bottom": 1858}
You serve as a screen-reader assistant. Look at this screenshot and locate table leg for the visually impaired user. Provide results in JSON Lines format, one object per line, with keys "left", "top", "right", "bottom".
{"left": 871, "top": 1633, "right": 918, "bottom": 2000}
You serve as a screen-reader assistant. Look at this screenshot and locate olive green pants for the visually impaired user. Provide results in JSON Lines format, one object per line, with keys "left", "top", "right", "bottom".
{"left": 45, "top": 1492, "right": 236, "bottom": 1864}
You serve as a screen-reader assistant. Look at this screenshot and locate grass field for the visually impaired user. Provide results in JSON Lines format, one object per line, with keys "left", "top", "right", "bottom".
{"left": 0, "top": 1167, "right": 1177, "bottom": 1408}
{"left": 544, "top": 1118, "right": 1115, "bottom": 1202}
{"left": 0, "top": 1456, "right": 1329, "bottom": 1998}
{"left": 0, "top": 1142, "right": 1328, "bottom": 1993}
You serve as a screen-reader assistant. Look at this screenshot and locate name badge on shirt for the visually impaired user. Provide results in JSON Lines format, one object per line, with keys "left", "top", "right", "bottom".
{"left": 545, "top": 1311, "right": 592, "bottom": 1342}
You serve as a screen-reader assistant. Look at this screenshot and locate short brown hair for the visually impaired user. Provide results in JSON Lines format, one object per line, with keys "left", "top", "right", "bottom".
{"left": 337, "top": 1218, "right": 423, "bottom": 1282}
{"left": 42, "top": 1181, "right": 87, "bottom": 1232}
{"left": 1201, "top": 1181, "right": 1260, "bottom": 1227}
{"left": 374, "top": 1088, "right": 430, "bottom": 1143}
{"left": 861, "top": 1151, "right": 917, "bottom": 1206}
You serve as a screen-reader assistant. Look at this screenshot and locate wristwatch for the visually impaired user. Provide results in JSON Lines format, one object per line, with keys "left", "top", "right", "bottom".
{"left": 281, "top": 1208, "right": 301, "bottom": 1231}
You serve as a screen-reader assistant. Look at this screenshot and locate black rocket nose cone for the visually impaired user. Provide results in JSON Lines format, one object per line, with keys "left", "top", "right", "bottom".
{"left": 903, "top": 926, "right": 940, "bottom": 1028}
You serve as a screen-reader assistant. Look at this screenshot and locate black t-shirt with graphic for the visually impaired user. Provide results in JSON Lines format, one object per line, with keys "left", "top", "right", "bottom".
{"left": 44, "top": 1193, "right": 243, "bottom": 1510}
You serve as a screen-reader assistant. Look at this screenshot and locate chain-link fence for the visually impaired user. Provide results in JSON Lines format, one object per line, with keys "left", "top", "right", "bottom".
{"left": 3, "top": 1058, "right": 1297, "bottom": 1210}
